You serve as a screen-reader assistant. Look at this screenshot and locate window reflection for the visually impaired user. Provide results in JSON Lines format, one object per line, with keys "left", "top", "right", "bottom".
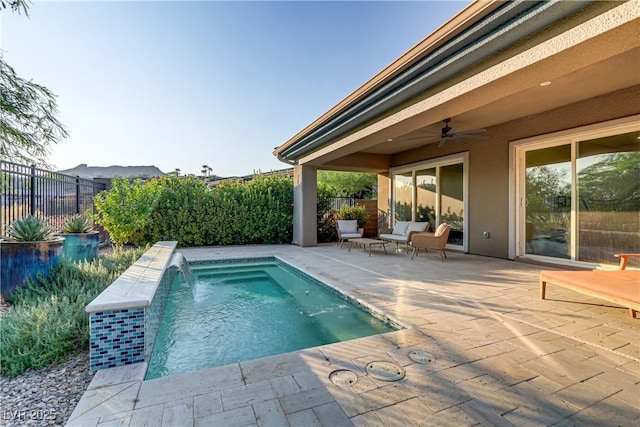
{"left": 415, "top": 168, "right": 436, "bottom": 230}
{"left": 525, "top": 145, "right": 571, "bottom": 259}
{"left": 577, "top": 133, "right": 640, "bottom": 265}
{"left": 394, "top": 172, "right": 413, "bottom": 221}
{"left": 393, "top": 163, "right": 464, "bottom": 247}
{"left": 523, "top": 130, "right": 639, "bottom": 266}
{"left": 440, "top": 164, "right": 464, "bottom": 245}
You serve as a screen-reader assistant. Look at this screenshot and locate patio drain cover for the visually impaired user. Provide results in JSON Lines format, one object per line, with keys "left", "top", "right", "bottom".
{"left": 365, "top": 361, "right": 405, "bottom": 382}
{"left": 329, "top": 369, "right": 358, "bottom": 386}
{"left": 409, "top": 350, "right": 435, "bottom": 364}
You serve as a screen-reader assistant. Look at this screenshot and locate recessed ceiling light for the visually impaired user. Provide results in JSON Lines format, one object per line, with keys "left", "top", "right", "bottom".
{"left": 387, "top": 138, "right": 393, "bottom": 142}
{"left": 540, "top": 81, "right": 551, "bottom": 86}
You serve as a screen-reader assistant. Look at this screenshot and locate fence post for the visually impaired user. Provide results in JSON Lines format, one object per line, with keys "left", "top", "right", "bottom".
{"left": 76, "top": 176, "right": 81, "bottom": 214}
{"left": 30, "top": 164, "right": 36, "bottom": 216}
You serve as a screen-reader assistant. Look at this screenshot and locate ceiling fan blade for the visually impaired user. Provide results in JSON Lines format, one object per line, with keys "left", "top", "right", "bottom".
{"left": 455, "top": 128, "right": 487, "bottom": 136}
{"left": 407, "top": 132, "right": 441, "bottom": 141}
{"left": 423, "top": 137, "right": 440, "bottom": 145}
{"left": 437, "top": 137, "right": 448, "bottom": 148}
{"left": 455, "top": 134, "right": 488, "bottom": 140}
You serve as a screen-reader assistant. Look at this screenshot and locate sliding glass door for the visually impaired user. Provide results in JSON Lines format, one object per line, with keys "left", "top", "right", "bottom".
{"left": 392, "top": 154, "right": 467, "bottom": 249}
{"left": 518, "top": 124, "right": 639, "bottom": 266}
{"left": 415, "top": 168, "right": 436, "bottom": 229}
{"left": 394, "top": 172, "right": 413, "bottom": 222}
{"left": 525, "top": 145, "right": 571, "bottom": 259}
{"left": 576, "top": 134, "right": 639, "bottom": 264}
{"left": 440, "top": 164, "right": 464, "bottom": 246}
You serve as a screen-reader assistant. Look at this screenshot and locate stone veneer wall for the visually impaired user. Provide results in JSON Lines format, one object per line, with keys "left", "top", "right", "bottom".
{"left": 86, "top": 241, "right": 177, "bottom": 371}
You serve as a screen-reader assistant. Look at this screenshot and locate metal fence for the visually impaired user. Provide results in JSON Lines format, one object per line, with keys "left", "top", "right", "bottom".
{"left": 1, "top": 161, "right": 106, "bottom": 234}
{"left": 331, "top": 197, "right": 355, "bottom": 211}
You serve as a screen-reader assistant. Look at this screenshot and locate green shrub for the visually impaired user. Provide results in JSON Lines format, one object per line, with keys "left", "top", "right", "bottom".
{"left": 95, "top": 173, "right": 335, "bottom": 248}
{"left": 93, "top": 178, "right": 161, "bottom": 249}
{"left": 317, "top": 183, "right": 338, "bottom": 242}
{"left": 0, "top": 248, "right": 146, "bottom": 378}
{"left": 209, "top": 175, "right": 294, "bottom": 245}
{"left": 141, "top": 175, "right": 213, "bottom": 247}
{"left": 137, "top": 174, "right": 294, "bottom": 247}
{"left": 339, "top": 205, "right": 368, "bottom": 228}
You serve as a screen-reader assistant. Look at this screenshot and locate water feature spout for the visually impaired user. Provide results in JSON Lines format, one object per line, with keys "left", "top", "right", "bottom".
{"left": 169, "top": 252, "right": 194, "bottom": 288}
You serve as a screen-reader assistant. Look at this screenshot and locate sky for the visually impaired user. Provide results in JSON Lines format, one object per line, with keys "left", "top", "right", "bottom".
{"left": 1, "top": 0, "right": 468, "bottom": 177}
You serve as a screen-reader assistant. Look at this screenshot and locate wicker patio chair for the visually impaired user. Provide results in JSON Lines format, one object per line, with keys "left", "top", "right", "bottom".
{"left": 409, "top": 223, "right": 452, "bottom": 262}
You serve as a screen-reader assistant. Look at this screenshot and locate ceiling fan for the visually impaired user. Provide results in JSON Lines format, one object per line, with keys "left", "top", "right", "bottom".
{"left": 410, "top": 118, "right": 488, "bottom": 148}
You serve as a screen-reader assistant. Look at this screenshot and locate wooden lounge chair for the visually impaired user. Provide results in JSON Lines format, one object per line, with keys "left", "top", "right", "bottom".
{"left": 409, "top": 223, "right": 451, "bottom": 262}
{"left": 540, "top": 254, "right": 640, "bottom": 318}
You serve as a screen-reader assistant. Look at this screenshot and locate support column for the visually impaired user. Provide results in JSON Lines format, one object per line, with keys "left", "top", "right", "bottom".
{"left": 377, "top": 173, "right": 391, "bottom": 229}
{"left": 293, "top": 164, "right": 317, "bottom": 247}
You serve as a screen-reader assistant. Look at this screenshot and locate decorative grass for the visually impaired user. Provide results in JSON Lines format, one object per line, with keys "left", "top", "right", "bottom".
{"left": 0, "top": 248, "right": 147, "bottom": 378}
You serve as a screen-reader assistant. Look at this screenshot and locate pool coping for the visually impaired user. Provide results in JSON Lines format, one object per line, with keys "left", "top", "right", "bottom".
{"left": 85, "top": 241, "right": 177, "bottom": 313}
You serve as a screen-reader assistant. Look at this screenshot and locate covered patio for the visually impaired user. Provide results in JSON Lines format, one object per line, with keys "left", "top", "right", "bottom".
{"left": 274, "top": 0, "right": 640, "bottom": 268}
{"left": 68, "top": 244, "right": 639, "bottom": 426}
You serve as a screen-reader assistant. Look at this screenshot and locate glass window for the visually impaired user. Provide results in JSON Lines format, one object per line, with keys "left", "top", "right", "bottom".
{"left": 521, "top": 129, "right": 639, "bottom": 267}
{"left": 394, "top": 172, "right": 413, "bottom": 221}
{"left": 577, "top": 132, "right": 640, "bottom": 265}
{"left": 392, "top": 159, "right": 465, "bottom": 247}
{"left": 525, "top": 145, "right": 571, "bottom": 259}
{"left": 415, "top": 168, "right": 436, "bottom": 229}
{"left": 440, "top": 164, "right": 464, "bottom": 245}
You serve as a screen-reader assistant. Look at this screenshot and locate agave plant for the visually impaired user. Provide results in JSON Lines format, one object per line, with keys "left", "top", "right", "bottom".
{"left": 5, "top": 215, "right": 56, "bottom": 242}
{"left": 61, "top": 215, "right": 93, "bottom": 233}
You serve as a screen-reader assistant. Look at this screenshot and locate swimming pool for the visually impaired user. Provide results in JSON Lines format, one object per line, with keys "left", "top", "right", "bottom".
{"left": 145, "top": 258, "right": 398, "bottom": 379}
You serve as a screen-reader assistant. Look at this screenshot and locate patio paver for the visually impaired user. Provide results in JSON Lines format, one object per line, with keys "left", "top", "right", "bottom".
{"left": 67, "top": 244, "right": 640, "bottom": 426}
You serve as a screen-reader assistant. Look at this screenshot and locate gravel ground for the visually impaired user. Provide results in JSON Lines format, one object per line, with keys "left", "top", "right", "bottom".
{"left": 0, "top": 350, "right": 93, "bottom": 426}
{"left": 0, "top": 298, "right": 94, "bottom": 426}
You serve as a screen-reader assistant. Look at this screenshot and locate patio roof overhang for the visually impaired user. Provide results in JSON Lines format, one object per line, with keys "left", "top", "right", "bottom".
{"left": 273, "top": 0, "right": 640, "bottom": 173}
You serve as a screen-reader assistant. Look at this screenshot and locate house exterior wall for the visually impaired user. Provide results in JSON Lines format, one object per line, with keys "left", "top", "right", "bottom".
{"left": 381, "top": 86, "right": 640, "bottom": 259}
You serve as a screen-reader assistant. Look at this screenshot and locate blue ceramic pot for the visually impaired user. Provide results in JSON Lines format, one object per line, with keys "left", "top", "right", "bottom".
{"left": 0, "top": 237, "right": 65, "bottom": 301}
{"left": 58, "top": 231, "right": 100, "bottom": 263}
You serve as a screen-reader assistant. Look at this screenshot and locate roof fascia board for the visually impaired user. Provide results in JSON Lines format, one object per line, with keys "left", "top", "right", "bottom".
{"left": 277, "top": 1, "right": 505, "bottom": 152}
{"left": 298, "top": 1, "right": 639, "bottom": 166}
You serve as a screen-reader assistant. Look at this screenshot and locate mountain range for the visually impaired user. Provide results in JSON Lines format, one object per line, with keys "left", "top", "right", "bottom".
{"left": 57, "top": 164, "right": 165, "bottom": 180}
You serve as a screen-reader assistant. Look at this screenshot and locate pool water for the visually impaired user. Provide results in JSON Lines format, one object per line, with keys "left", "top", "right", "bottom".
{"left": 145, "top": 259, "right": 397, "bottom": 379}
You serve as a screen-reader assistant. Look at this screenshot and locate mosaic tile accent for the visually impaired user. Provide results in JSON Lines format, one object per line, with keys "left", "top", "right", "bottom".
{"left": 87, "top": 242, "right": 177, "bottom": 371}
{"left": 89, "top": 308, "right": 145, "bottom": 370}
{"left": 145, "top": 267, "right": 175, "bottom": 360}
